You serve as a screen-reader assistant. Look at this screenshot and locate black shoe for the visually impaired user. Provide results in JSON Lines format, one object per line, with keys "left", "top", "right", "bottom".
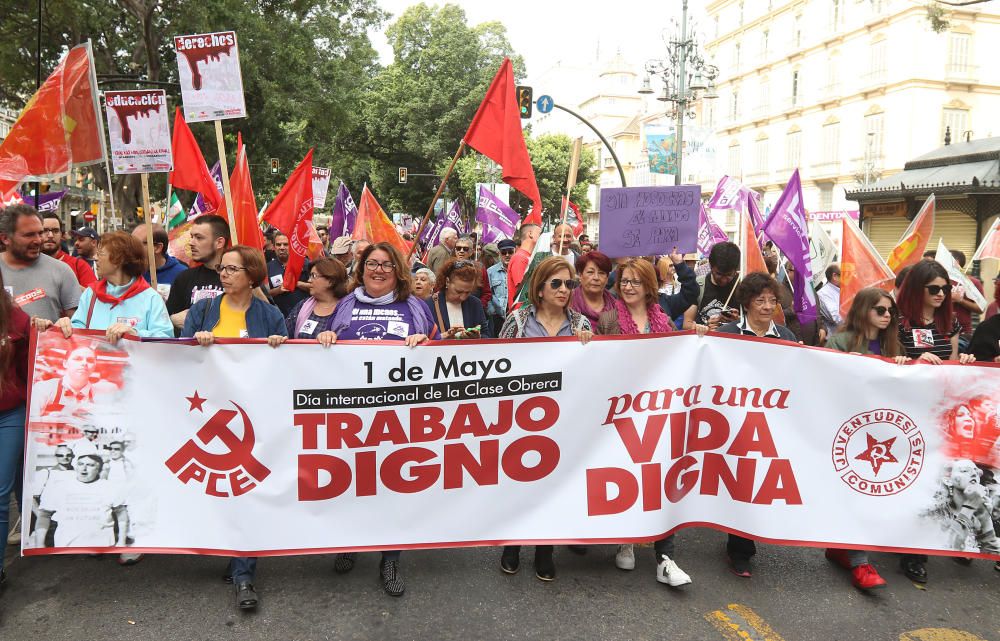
{"left": 952, "top": 556, "right": 973, "bottom": 566}
{"left": 235, "top": 581, "right": 258, "bottom": 610}
{"left": 0, "top": 568, "right": 6, "bottom": 592}
{"left": 222, "top": 574, "right": 233, "bottom": 584}
{"left": 900, "top": 558, "right": 928, "bottom": 583}
{"left": 500, "top": 547, "right": 520, "bottom": 574}
{"left": 334, "top": 552, "right": 356, "bottom": 574}
{"left": 567, "top": 545, "right": 588, "bottom": 555}
{"left": 380, "top": 559, "right": 405, "bottom": 597}
{"left": 534, "top": 552, "right": 556, "bottom": 582}
{"left": 729, "top": 557, "right": 752, "bottom": 578}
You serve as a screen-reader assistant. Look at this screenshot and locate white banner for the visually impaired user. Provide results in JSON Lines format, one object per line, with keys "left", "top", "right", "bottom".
{"left": 312, "top": 167, "right": 332, "bottom": 209}
{"left": 173, "top": 31, "right": 247, "bottom": 122}
{"left": 21, "top": 330, "right": 1000, "bottom": 558}
{"left": 104, "top": 90, "right": 172, "bottom": 175}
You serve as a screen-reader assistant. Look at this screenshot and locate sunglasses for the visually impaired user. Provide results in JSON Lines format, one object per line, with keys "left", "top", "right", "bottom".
{"left": 500, "top": 249, "right": 515, "bottom": 256}
{"left": 548, "top": 278, "right": 580, "bottom": 290}
{"left": 925, "top": 284, "right": 952, "bottom": 296}
{"left": 872, "top": 305, "right": 897, "bottom": 317}
{"left": 455, "top": 246, "right": 472, "bottom": 252}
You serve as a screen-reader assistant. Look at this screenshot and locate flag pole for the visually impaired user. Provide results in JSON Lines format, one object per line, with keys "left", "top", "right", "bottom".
{"left": 214, "top": 120, "right": 238, "bottom": 244}
{"left": 408, "top": 141, "right": 465, "bottom": 260}
{"left": 139, "top": 173, "right": 158, "bottom": 290}
{"left": 88, "top": 40, "right": 119, "bottom": 230}
{"left": 557, "top": 137, "right": 583, "bottom": 256}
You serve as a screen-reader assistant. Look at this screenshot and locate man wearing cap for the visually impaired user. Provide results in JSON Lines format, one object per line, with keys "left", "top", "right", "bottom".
{"left": 330, "top": 236, "right": 353, "bottom": 269}
{"left": 487, "top": 238, "right": 516, "bottom": 333}
{"left": 41, "top": 212, "right": 96, "bottom": 289}
{"left": 72, "top": 225, "right": 99, "bottom": 271}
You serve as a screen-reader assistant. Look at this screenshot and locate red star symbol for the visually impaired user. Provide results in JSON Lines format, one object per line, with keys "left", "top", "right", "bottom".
{"left": 186, "top": 391, "right": 207, "bottom": 413}
{"left": 854, "top": 433, "right": 898, "bottom": 476}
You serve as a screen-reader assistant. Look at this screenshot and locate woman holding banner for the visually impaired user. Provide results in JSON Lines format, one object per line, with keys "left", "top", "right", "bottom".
{"left": 569, "top": 251, "right": 615, "bottom": 332}
{"left": 498, "top": 255, "right": 592, "bottom": 581}
{"left": 0, "top": 271, "right": 30, "bottom": 589}
{"left": 430, "top": 258, "right": 490, "bottom": 339}
{"left": 318, "top": 241, "right": 439, "bottom": 595}
{"left": 181, "top": 245, "right": 287, "bottom": 611}
{"left": 597, "top": 257, "right": 701, "bottom": 586}
{"left": 285, "top": 258, "right": 348, "bottom": 340}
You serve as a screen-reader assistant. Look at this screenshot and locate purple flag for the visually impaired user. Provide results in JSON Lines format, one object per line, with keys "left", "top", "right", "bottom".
{"left": 420, "top": 215, "right": 444, "bottom": 248}
{"left": 696, "top": 202, "right": 729, "bottom": 258}
{"left": 330, "top": 182, "right": 358, "bottom": 238}
{"left": 22, "top": 188, "right": 67, "bottom": 213}
{"left": 427, "top": 201, "right": 465, "bottom": 247}
{"left": 189, "top": 161, "right": 224, "bottom": 218}
{"left": 747, "top": 191, "right": 766, "bottom": 231}
{"left": 707, "top": 175, "right": 748, "bottom": 210}
{"left": 475, "top": 185, "right": 520, "bottom": 244}
{"left": 760, "top": 169, "right": 817, "bottom": 324}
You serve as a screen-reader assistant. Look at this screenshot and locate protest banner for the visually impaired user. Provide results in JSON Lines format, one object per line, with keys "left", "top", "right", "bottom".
{"left": 173, "top": 31, "right": 247, "bottom": 123}
{"left": 312, "top": 167, "right": 333, "bottom": 209}
{"left": 598, "top": 186, "right": 700, "bottom": 258}
{"left": 21, "top": 330, "right": 1000, "bottom": 559}
{"left": 104, "top": 90, "right": 172, "bottom": 175}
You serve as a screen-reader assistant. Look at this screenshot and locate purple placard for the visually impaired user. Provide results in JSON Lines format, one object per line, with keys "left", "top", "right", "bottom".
{"left": 598, "top": 185, "right": 700, "bottom": 258}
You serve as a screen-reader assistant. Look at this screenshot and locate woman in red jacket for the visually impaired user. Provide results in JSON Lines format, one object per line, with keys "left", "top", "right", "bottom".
{"left": 0, "top": 270, "right": 31, "bottom": 588}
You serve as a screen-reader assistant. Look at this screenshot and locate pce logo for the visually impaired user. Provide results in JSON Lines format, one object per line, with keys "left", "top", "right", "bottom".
{"left": 832, "top": 409, "right": 924, "bottom": 497}
{"left": 165, "top": 392, "right": 270, "bottom": 497}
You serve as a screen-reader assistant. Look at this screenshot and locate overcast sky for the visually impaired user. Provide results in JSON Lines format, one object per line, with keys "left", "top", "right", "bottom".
{"left": 369, "top": 0, "right": 707, "bottom": 84}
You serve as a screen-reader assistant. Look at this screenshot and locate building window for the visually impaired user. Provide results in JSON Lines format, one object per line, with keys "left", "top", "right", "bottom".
{"left": 791, "top": 70, "right": 799, "bottom": 106}
{"left": 864, "top": 112, "right": 884, "bottom": 160}
{"left": 754, "top": 138, "right": 769, "bottom": 174}
{"left": 733, "top": 43, "right": 741, "bottom": 70}
{"left": 795, "top": 14, "right": 803, "bottom": 48}
{"left": 714, "top": 15, "right": 720, "bottom": 39}
{"left": 819, "top": 184, "right": 834, "bottom": 210}
{"left": 729, "top": 144, "right": 742, "bottom": 178}
{"left": 739, "top": 1, "right": 744, "bottom": 26}
{"left": 822, "top": 122, "right": 840, "bottom": 163}
{"left": 761, "top": 30, "right": 770, "bottom": 57}
{"left": 947, "top": 32, "right": 971, "bottom": 74}
{"left": 785, "top": 130, "right": 802, "bottom": 169}
{"left": 869, "top": 39, "right": 887, "bottom": 77}
{"left": 731, "top": 89, "right": 740, "bottom": 121}
{"left": 706, "top": 101, "right": 716, "bottom": 128}
{"left": 832, "top": 0, "right": 841, "bottom": 28}
{"left": 758, "top": 80, "right": 770, "bottom": 114}
{"left": 942, "top": 107, "right": 969, "bottom": 142}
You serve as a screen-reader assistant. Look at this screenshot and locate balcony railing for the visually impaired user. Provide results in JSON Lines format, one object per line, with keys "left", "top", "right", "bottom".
{"left": 945, "top": 63, "right": 979, "bottom": 83}
{"left": 860, "top": 69, "right": 887, "bottom": 90}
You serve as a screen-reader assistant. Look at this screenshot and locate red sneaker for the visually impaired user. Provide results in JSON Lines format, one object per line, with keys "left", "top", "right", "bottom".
{"left": 851, "top": 563, "right": 887, "bottom": 590}
{"left": 824, "top": 548, "right": 851, "bottom": 570}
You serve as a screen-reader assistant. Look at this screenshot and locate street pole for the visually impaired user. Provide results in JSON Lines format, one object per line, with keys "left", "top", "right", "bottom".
{"left": 675, "top": 0, "right": 688, "bottom": 187}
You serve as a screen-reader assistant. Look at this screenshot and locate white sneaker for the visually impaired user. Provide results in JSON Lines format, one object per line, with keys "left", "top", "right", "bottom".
{"left": 615, "top": 544, "right": 635, "bottom": 570}
{"left": 6, "top": 514, "right": 20, "bottom": 545}
{"left": 656, "top": 555, "right": 692, "bottom": 586}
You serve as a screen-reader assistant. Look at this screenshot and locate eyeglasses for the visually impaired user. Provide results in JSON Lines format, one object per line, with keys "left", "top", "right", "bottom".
{"left": 455, "top": 246, "right": 472, "bottom": 253}
{"left": 500, "top": 249, "right": 515, "bottom": 256}
{"left": 215, "top": 264, "right": 248, "bottom": 275}
{"left": 548, "top": 278, "right": 580, "bottom": 290}
{"left": 41, "top": 228, "right": 60, "bottom": 236}
{"left": 752, "top": 297, "right": 779, "bottom": 306}
{"left": 364, "top": 260, "right": 395, "bottom": 272}
{"left": 925, "top": 284, "right": 952, "bottom": 296}
{"left": 872, "top": 305, "right": 897, "bottom": 317}
{"left": 619, "top": 278, "right": 643, "bottom": 288}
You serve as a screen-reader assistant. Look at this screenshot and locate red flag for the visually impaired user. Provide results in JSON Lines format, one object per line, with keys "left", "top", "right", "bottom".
{"left": 263, "top": 149, "right": 314, "bottom": 290}
{"left": 839, "top": 217, "right": 895, "bottom": 318}
{"left": 972, "top": 217, "right": 1000, "bottom": 262}
{"left": 560, "top": 197, "right": 585, "bottom": 236}
{"left": 463, "top": 58, "right": 543, "bottom": 225}
{"left": 0, "top": 42, "right": 105, "bottom": 182}
{"left": 352, "top": 185, "right": 410, "bottom": 256}
{"left": 887, "top": 195, "right": 934, "bottom": 273}
{"left": 169, "top": 107, "right": 221, "bottom": 212}
{"left": 740, "top": 210, "right": 768, "bottom": 276}
{"left": 229, "top": 132, "right": 264, "bottom": 250}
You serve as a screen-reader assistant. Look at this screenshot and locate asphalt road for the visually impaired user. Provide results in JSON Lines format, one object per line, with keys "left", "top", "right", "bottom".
{"left": 1, "top": 527, "right": 999, "bottom": 641}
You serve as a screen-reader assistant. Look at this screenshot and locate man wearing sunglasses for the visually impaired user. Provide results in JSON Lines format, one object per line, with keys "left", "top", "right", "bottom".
{"left": 453, "top": 234, "right": 492, "bottom": 313}
{"left": 487, "top": 239, "right": 516, "bottom": 334}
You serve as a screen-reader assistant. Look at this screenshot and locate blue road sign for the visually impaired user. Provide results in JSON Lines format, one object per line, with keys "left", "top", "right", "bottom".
{"left": 536, "top": 95, "right": 554, "bottom": 114}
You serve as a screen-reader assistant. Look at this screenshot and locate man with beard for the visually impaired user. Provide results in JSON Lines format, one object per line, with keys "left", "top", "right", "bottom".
{"left": 0, "top": 205, "right": 80, "bottom": 322}
{"left": 41, "top": 213, "right": 95, "bottom": 288}
{"left": 71, "top": 226, "right": 99, "bottom": 270}
{"left": 266, "top": 232, "right": 311, "bottom": 316}
{"left": 165, "top": 214, "right": 230, "bottom": 330}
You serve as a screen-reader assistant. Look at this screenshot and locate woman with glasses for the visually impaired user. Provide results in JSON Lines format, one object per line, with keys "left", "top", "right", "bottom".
{"left": 431, "top": 258, "right": 490, "bottom": 339}
{"left": 35, "top": 232, "right": 173, "bottom": 342}
{"left": 181, "top": 245, "right": 287, "bottom": 611}
{"left": 569, "top": 251, "right": 615, "bottom": 332}
{"left": 321, "top": 241, "right": 439, "bottom": 594}
{"left": 285, "top": 258, "right": 348, "bottom": 340}
{"left": 498, "top": 256, "right": 592, "bottom": 581}
{"left": 822, "top": 287, "right": 908, "bottom": 590}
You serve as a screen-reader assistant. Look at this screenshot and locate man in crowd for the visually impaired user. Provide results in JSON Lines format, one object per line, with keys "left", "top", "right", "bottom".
{"left": 30, "top": 345, "right": 97, "bottom": 420}
{"left": 166, "top": 214, "right": 230, "bottom": 330}
{"left": 348, "top": 239, "right": 371, "bottom": 274}
{"left": 34, "top": 454, "right": 130, "bottom": 549}
{"left": 72, "top": 225, "right": 99, "bottom": 270}
{"left": 453, "top": 234, "right": 492, "bottom": 314}
{"left": 41, "top": 213, "right": 95, "bottom": 288}
{"left": 507, "top": 222, "right": 540, "bottom": 308}
{"left": 104, "top": 440, "right": 136, "bottom": 482}
{"left": 550, "top": 223, "right": 578, "bottom": 263}
{"left": 132, "top": 223, "right": 188, "bottom": 300}
{"left": 487, "top": 238, "right": 516, "bottom": 333}
{"left": 683, "top": 241, "right": 741, "bottom": 330}
{"left": 426, "top": 228, "right": 457, "bottom": 274}
{"left": 0, "top": 205, "right": 80, "bottom": 323}
{"left": 330, "top": 236, "right": 353, "bottom": 269}
{"left": 316, "top": 224, "right": 331, "bottom": 257}
{"left": 817, "top": 263, "right": 842, "bottom": 337}
{"left": 267, "top": 232, "right": 311, "bottom": 316}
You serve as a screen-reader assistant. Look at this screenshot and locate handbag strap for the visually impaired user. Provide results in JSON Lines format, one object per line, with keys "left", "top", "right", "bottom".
{"left": 433, "top": 292, "right": 447, "bottom": 335}
{"left": 84, "top": 291, "right": 98, "bottom": 329}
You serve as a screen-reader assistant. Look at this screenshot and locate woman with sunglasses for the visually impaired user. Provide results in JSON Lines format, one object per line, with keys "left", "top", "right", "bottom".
{"left": 896, "top": 259, "right": 975, "bottom": 366}
{"left": 181, "top": 245, "right": 287, "bottom": 611}
{"left": 597, "top": 257, "right": 700, "bottom": 586}
{"left": 431, "top": 258, "right": 490, "bottom": 339}
{"left": 285, "top": 258, "right": 348, "bottom": 340}
{"left": 569, "top": 251, "right": 615, "bottom": 332}
{"left": 454, "top": 234, "right": 492, "bottom": 313}
{"left": 822, "top": 287, "right": 908, "bottom": 590}
{"left": 320, "top": 242, "right": 439, "bottom": 594}
{"left": 497, "top": 255, "right": 592, "bottom": 581}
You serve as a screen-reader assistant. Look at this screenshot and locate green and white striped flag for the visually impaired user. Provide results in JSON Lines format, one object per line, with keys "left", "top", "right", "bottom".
{"left": 166, "top": 192, "right": 186, "bottom": 231}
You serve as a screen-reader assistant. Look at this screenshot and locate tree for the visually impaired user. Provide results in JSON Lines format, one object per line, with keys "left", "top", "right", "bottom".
{"left": 361, "top": 3, "right": 523, "bottom": 215}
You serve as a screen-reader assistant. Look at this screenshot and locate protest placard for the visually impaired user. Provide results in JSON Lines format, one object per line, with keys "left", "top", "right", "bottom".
{"left": 598, "top": 185, "right": 700, "bottom": 258}
{"left": 104, "top": 90, "right": 172, "bottom": 175}
{"left": 312, "top": 167, "right": 332, "bottom": 209}
{"left": 173, "top": 31, "right": 247, "bottom": 122}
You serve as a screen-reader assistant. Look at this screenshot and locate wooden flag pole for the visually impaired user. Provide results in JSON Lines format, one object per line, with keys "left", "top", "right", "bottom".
{"left": 214, "top": 120, "right": 238, "bottom": 245}
{"left": 407, "top": 141, "right": 466, "bottom": 261}
{"left": 139, "top": 173, "right": 158, "bottom": 290}
{"left": 557, "top": 137, "right": 583, "bottom": 256}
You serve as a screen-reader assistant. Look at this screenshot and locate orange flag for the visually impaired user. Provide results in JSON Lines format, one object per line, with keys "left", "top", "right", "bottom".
{"left": 0, "top": 42, "right": 105, "bottom": 182}
{"left": 352, "top": 185, "right": 409, "bottom": 255}
{"left": 228, "top": 133, "right": 264, "bottom": 250}
{"left": 971, "top": 217, "right": 1000, "bottom": 262}
{"left": 739, "top": 210, "right": 786, "bottom": 324}
{"left": 886, "top": 195, "right": 935, "bottom": 273}
{"left": 263, "top": 149, "right": 314, "bottom": 290}
{"left": 839, "top": 217, "right": 895, "bottom": 318}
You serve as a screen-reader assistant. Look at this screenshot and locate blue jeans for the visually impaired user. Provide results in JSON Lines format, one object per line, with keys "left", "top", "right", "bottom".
{"left": 0, "top": 405, "right": 26, "bottom": 575}
{"left": 229, "top": 557, "right": 257, "bottom": 584}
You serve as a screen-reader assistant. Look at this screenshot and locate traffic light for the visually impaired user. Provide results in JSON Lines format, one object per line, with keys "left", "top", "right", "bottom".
{"left": 270, "top": 158, "right": 279, "bottom": 174}
{"left": 398, "top": 167, "right": 408, "bottom": 184}
{"left": 516, "top": 85, "right": 533, "bottom": 118}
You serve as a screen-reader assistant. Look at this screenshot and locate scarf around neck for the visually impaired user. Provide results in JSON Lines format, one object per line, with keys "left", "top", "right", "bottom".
{"left": 613, "top": 296, "right": 674, "bottom": 335}
{"left": 91, "top": 277, "right": 150, "bottom": 307}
